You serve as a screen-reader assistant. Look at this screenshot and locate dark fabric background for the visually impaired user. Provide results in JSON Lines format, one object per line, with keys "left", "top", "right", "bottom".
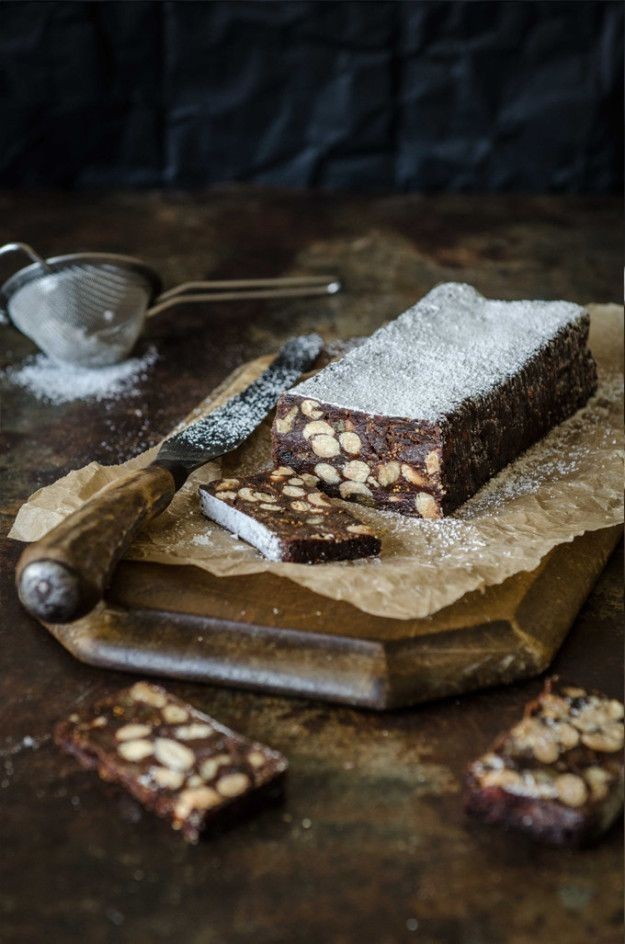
{"left": 1, "top": 0, "right": 622, "bottom": 192}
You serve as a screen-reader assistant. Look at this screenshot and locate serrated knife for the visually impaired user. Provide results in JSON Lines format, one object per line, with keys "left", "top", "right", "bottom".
{"left": 17, "top": 334, "right": 323, "bottom": 623}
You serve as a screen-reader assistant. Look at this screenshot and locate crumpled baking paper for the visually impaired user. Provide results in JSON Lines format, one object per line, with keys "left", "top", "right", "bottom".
{"left": 10, "top": 305, "right": 623, "bottom": 621}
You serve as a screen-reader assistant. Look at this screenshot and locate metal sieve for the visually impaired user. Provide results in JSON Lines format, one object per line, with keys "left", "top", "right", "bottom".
{"left": 0, "top": 243, "right": 340, "bottom": 368}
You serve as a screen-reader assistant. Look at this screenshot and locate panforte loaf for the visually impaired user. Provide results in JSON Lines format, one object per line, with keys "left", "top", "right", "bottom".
{"left": 271, "top": 283, "right": 597, "bottom": 518}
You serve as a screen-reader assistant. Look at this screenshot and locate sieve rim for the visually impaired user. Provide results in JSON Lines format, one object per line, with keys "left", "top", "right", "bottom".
{"left": 0, "top": 252, "right": 162, "bottom": 320}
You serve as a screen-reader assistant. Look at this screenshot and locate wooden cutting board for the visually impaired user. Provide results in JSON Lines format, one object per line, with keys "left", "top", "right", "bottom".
{"left": 42, "top": 524, "right": 620, "bottom": 709}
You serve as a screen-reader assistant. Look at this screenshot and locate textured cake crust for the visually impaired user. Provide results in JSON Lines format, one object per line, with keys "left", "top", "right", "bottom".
{"left": 55, "top": 682, "right": 287, "bottom": 842}
{"left": 199, "top": 468, "right": 380, "bottom": 562}
{"left": 464, "top": 679, "right": 624, "bottom": 847}
{"left": 271, "top": 285, "right": 597, "bottom": 517}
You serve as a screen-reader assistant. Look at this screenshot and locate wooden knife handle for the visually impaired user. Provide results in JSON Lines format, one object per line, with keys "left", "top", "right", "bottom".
{"left": 16, "top": 465, "right": 176, "bottom": 623}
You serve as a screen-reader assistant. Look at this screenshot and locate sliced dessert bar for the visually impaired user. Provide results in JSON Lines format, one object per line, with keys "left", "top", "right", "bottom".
{"left": 55, "top": 681, "right": 288, "bottom": 842}
{"left": 464, "top": 680, "right": 624, "bottom": 846}
{"left": 199, "top": 468, "right": 380, "bottom": 562}
{"left": 271, "top": 283, "right": 597, "bottom": 517}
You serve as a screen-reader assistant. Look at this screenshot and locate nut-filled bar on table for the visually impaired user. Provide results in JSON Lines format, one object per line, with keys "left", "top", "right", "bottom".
{"left": 464, "top": 680, "right": 624, "bottom": 847}
{"left": 54, "top": 682, "right": 288, "bottom": 842}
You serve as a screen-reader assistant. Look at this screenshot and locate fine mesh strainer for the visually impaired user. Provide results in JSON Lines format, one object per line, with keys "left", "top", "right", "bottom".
{"left": 0, "top": 243, "right": 341, "bottom": 367}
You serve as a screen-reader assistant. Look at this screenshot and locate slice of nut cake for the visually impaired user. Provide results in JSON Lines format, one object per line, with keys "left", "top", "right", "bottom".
{"left": 198, "top": 468, "right": 380, "bottom": 563}
{"left": 55, "top": 682, "right": 287, "bottom": 842}
{"left": 464, "top": 679, "right": 624, "bottom": 846}
{"left": 271, "top": 283, "right": 597, "bottom": 518}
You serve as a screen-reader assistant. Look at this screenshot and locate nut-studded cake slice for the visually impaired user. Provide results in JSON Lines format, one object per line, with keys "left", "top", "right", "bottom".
{"left": 54, "top": 682, "right": 288, "bottom": 842}
{"left": 198, "top": 468, "right": 380, "bottom": 563}
{"left": 271, "top": 283, "right": 597, "bottom": 518}
{"left": 464, "top": 679, "right": 624, "bottom": 846}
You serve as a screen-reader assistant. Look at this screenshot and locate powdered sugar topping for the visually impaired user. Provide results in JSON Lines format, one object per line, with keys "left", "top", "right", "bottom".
{"left": 292, "top": 283, "right": 588, "bottom": 421}
{"left": 4, "top": 346, "right": 158, "bottom": 404}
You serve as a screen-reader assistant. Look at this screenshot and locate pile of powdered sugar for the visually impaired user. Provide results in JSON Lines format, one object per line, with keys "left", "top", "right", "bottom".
{"left": 4, "top": 346, "right": 158, "bottom": 404}
{"left": 293, "top": 282, "right": 587, "bottom": 420}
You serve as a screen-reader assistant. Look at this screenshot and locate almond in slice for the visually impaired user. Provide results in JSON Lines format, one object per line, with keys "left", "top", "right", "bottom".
{"left": 275, "top": 406, "right": 298, "bottom": 434}
{"left": 303, "top": 420, "right": 335, "bottom": 440}
{"left": 300, "top": 399, "right": 323, "bottom": 419}
{"left": 342, "top": 460, "right": 370, "bottom": 483}
{"left": 314, "top": 463, "right": 340, "bottom": 484}
{"left": 283, "top": 485, "right": 306, "bottom": 497}
{"left": 154, "top": 738, "right": 195, "bottom": 771}
{"left": 311, "top": 435, "right": 340, "bottom": 458}
{"left": 116, "top": 723, "right": 152, "bottom": 741}
{"left": 117, "top": 739, "right": 154, "bottom": 763}
{"left": 216, "top": 772, "right": 250, "bottom": 798}
{"left": 151, "top": 766, "right": 185, "bottom": 790}
{"left": 162, "top": 704, "right": 189, "bottom": 724}
{"left": 377, "top": 461, "right": 400, "bottom": 486}
{"left": 338, "top": 432, "right": 361, "bottom": 454}
{"left": 414, "top": 492, "right": 439, "bottom": 519}
{"left": 129, "top": 682, "right": 166, "bottom": 708}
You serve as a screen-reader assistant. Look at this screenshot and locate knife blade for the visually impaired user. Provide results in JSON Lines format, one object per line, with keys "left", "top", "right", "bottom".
{"left": 16, "top": 334, "right": 323, "bottom": 623}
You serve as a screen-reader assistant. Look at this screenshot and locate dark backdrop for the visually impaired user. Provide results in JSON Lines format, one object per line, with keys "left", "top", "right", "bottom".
{"left": 1, "top": 0, "right": 622, "bottom": 192}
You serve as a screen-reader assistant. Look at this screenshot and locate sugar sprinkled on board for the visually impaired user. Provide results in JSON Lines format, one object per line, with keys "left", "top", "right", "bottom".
{"left": 4, "top": 346, "right": 158, "bottom": 404}
{"left": 292, "top": 283, "right": 588, "bottom": 421}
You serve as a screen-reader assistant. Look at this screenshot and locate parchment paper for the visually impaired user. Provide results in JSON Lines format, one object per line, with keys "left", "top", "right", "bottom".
{"left": 10, "top": 305, "right": 623, "bottom": 620}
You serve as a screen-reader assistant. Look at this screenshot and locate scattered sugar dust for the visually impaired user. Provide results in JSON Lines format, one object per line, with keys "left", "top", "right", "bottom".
{"left": 3, "top": 346, "right": 158, "bottom": 404}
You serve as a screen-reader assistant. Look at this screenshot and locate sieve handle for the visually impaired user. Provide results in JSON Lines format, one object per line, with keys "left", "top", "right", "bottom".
{"left": 0, "top": 242, "right": 52, "bottom": 272}
{"left": 16, "top": 465, "right": 176, "bottom": 623}
{"left": 146, "top": 275, "right": 341, "bottom": 317}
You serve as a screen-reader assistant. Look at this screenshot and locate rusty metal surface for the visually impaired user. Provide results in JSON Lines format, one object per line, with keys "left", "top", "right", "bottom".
{"left": 0, "top": 190, "right": 622, "bottom": 944}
